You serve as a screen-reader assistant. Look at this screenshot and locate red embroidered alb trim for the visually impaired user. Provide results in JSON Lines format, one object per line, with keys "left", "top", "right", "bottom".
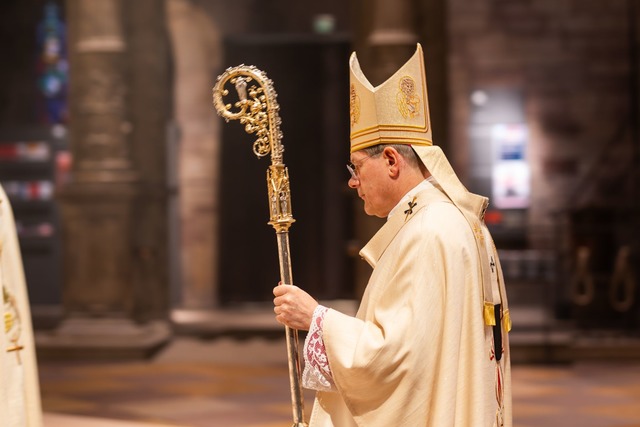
{"left": 302, "top": 305, "right": 335, "bottom": 391}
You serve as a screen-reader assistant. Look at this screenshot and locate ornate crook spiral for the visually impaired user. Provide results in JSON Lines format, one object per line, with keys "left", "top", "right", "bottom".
{"left": 212, "top": 64, "right": 284, "bottom": 165}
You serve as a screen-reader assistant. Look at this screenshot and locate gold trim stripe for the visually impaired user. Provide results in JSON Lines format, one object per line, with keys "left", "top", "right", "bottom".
{"left": 351, "top": 121, "right": 429, "bottom": 138}
{"left": 351, "top": 137, "right": 432, "bottom": 153}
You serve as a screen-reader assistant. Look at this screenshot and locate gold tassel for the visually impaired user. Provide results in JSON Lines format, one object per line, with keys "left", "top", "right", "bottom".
{"left": 484, "top": 301, "right": 496, "bottom": 326}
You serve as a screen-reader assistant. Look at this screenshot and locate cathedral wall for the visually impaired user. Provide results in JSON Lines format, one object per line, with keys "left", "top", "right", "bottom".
{"left": 448, "top": 0, "right": 633, "bottom": 245}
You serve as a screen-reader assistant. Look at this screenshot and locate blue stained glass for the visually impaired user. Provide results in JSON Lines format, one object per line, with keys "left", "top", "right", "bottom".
{"left": 36, "top": 1, "right": 68, "bottom": 125}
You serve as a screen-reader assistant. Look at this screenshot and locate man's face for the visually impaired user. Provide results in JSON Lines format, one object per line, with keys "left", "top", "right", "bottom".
{"left": 348, "top": 150, "right": 393, "bottom": 218}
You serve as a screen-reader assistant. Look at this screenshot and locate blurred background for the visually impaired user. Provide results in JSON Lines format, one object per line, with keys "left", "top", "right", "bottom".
{"left": 1, "top": 0, "right": 640, "bottom": 426}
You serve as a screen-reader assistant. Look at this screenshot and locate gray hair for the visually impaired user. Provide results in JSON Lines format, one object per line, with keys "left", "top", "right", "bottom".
{"left": 361, "top": 144, "right": 423, "bottom": 170}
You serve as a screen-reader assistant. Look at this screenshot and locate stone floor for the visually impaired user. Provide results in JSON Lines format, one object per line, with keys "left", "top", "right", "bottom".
{"left": 38, "top": 335, "right": 640, "bottom": 427}
{"left": 36, "top": 295, "right": 640, "bottom": 427}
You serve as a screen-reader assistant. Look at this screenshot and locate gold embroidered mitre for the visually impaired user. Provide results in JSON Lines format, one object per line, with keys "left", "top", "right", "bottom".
{"left": 349, "top": 43, "right": 432, "bottom": 153}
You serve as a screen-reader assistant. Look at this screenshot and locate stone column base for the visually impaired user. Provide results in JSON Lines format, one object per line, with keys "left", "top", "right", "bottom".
{"left": 35, "top": 318, "right": 171, "bottom": 360}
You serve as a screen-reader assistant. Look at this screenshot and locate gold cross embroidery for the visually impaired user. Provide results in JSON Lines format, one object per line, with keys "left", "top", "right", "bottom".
{"left": 473, "top": 222, "right": 485, "bottom": 244}
{"left": 404, "top": 197, "right": 417, "bottom": 221}
{"left": 7, "top": 345, "right": 24, "bottom": 364}
{"left": 3, "top": 288, "right": 24, "bottom": 364}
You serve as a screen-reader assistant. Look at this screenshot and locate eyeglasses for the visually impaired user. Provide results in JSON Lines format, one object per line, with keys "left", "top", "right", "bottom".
{"left": 346, "top": 154, "right": 379, "bottom": 180}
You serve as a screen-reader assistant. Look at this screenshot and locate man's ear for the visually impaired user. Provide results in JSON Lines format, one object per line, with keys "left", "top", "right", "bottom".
{"left": 383, "top": 146, "right": 400, "bottom": 177}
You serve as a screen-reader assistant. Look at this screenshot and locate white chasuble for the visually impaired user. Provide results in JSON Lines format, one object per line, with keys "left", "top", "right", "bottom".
{"left": 0, "top": 185, "right": 43, "bottom": 427}
{"left": 308, "top": 184, "right": 512, "bottom": 427}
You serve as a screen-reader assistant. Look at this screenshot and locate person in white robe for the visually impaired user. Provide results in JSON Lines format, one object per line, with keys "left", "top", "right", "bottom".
{"left": 1, "top": 184, "right": 43, "bottom": 427}
{"left": 273, "top": 43, "right": 512, "bottom": 427}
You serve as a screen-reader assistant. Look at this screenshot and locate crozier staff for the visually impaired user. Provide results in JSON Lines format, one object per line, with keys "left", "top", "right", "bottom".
{"left": 273, "top": 44, "right": 513, "bottom": 427}
{"left": 213, "top": 65, "right": 307, "bottom": 427}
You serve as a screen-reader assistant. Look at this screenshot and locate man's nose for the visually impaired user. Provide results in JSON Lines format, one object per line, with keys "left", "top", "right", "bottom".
{"left": 348, "top": 176, "right": 359, "bottom": 188}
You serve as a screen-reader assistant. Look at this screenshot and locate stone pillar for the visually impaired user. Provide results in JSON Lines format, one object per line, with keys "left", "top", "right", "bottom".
{"left": 631, "top": 0, "right": 640, "bottom": 176}
{"left": 416, "top": 0, "right": 449, "bottom": 156}
{"left": 166, "top": 0, "right": 221, "bottom": 309}
{"left": 367, "top": 0, "right": 419, "bottom": 84}
{"left": 37, "top": 0, "right": 171, "bottom": 359}
{"left": 631, "top": 0, "right": 640, "bottom": 268}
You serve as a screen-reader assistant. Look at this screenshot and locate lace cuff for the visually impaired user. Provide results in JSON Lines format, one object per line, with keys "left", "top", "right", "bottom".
{"left": 302, "top": 305, "right": 336, "bottom": 392}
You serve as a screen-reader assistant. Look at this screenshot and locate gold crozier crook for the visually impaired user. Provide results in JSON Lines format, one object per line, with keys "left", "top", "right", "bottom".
{"left": 213, "top": 65, "right": 307, "bottom": 427}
